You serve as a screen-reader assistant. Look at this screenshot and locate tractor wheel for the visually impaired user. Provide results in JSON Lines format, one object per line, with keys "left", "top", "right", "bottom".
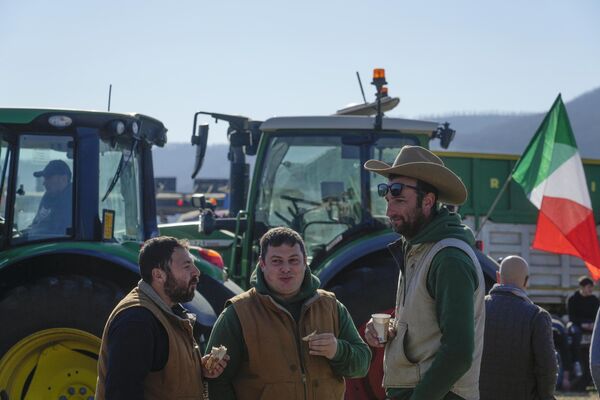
{"left": 0, "top": 275, "right": 124, "bottom": 400}
{"left": 325, "top": 257, "right": 399, "bottom": 400}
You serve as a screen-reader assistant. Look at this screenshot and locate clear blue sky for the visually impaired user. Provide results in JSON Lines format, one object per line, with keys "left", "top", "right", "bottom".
{"left": 1, "top": 0, "right": 598, "bottom": 144}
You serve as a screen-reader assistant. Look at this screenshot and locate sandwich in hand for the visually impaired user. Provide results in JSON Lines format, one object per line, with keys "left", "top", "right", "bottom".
{"left": 302, "top": 330, "right": 317, "bottom": 341}
{"left": 205, "top": 345, "right": 228, "bottom": 371}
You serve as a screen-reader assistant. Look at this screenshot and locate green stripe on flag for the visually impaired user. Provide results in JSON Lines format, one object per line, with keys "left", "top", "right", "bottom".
{"left": 512, "top": 94, "right": 578, "bottom": 195}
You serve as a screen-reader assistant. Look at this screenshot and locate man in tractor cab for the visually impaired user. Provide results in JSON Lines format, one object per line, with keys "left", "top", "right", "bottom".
{"left": 205, "top": 226, "right": 371, "bottom": 399}
{"left": 363, "top": 145, "right": 485, "bottom": 400}
{"left": 28, "top": 159, "right": 73, "bottom": 236}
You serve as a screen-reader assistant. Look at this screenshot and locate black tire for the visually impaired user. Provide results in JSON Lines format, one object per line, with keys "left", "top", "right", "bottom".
{"left": 325, "top": 256, "right": 399, "bottom": 326}
{"left": 0, "top": 275, "right": 125, "bottom": 357}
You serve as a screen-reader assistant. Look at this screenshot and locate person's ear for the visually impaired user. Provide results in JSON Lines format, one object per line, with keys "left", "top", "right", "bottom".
{"left": 496, "top": 271, "right": 502, "bottom": 284}
{"left": 259, "top": 257, "right": 266, "bottom": 270}
{"left": 422, "top": 192, "right": 435, "bottom": 212}
{"left": 524, "top": 275, "right": 529, "bottom": 288}
{"left": 152, "top": 267, "right": 166, "bottom": 283}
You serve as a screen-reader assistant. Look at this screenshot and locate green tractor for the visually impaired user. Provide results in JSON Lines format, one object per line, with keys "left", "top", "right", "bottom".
{"left": 159, "top": 70, "right": 499, "bottom": 398}
{"left": 0, "top": 109, "right": 240, "bottom": 399}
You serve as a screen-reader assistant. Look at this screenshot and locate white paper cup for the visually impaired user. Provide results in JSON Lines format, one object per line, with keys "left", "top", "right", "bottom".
{"left": 371, "top": 313, "right": 391, "bottom": 343}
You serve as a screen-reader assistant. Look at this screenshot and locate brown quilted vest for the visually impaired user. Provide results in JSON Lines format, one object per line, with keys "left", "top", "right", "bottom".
{"left": 96, "top": 283, "right": 204, "bottom": 400}
{"left": 229, "top": 288, "right": 345, "bottom": 400}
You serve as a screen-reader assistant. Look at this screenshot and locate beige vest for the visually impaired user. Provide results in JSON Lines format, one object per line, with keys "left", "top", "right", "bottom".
{"left": 229, "top": 288, "right": 346, "bottom": 400}
{"left": 384, "top": 238, "right": 485, "bottom": 400}
{"left": 96, "top": 283, "right": 205, "bottom": 400}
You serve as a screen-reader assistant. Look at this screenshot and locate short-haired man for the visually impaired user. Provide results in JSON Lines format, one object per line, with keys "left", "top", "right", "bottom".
{"left": 206, "top": 226, "right": 371, "bottom": 399}
{"left": 567, "top": 275, "right": 599, "bottom": 384}
{"left": 363, "top": 145, "right": 485, "bottom": 400}
{"left": 479, "top": 256, "right": 557, "bottom": 399}
{"left": 29, "top": 159, "right": 73, "bottom": 235}
{"left": 96, "top": 236, "right": 227, "bottom": 400}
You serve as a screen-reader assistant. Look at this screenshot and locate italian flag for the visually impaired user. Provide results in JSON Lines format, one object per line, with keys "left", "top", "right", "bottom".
{"left": 512, "top": 94, "right": 600, "bottom": 280}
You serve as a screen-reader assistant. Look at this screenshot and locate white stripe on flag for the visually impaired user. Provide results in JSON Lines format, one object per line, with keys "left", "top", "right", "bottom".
{"left": 529, "top": 151, "right": 591, "bottom": 209}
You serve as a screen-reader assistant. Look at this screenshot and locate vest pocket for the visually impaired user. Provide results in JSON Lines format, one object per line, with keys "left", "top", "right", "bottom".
{"left": 383, "top": 321, "right": 420, "bottom": 386}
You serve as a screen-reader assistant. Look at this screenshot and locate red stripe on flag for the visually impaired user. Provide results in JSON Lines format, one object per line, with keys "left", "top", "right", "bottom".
{"left": 533, "top": 210, "right": 581, "bottom": 257}
{"left": 533, "top": 203, "right": 600, "bottom": 280}
{"left": 538, "top": 196, "right": 591, "bottom": 234}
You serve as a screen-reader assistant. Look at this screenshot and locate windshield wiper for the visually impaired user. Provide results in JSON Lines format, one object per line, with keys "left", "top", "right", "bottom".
{"left": 102, "top": 141, "right": 136, "bottom": 202}
{"left": 0, "top": 148, "right": 9, "bottom": 207}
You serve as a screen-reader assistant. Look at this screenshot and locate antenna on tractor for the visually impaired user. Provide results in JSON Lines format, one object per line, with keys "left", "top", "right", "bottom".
{"left": 356, "top": 71, "right": 367, "bottom": 103}
{"left": 107, "top": 84, "right": 112, "bottom": 112}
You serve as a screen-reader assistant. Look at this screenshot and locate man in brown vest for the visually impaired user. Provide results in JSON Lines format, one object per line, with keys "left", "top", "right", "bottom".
{"left": 205, "top": 227, "right": 371, "bottom": 399}
{"left": 96, "top": 236, "right": 228, "bottom": 399}
{"left": 363, "top": 145, "right": 485, "bottom": 400}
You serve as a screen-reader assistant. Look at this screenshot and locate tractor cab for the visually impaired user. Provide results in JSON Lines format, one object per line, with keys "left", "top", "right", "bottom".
{"left": 0, "top": 109, "right": 165, "bottom": 248}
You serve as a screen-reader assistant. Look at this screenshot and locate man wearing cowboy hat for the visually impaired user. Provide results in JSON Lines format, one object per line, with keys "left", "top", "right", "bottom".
{"left": 363, "top": 145, "right": 485, "bottom": 400}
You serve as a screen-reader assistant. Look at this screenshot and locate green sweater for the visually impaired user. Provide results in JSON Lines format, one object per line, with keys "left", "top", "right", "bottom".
{"left": 387, "top": 206, "right": 480, "bottom": 400}
{"left": 206, "top": 266, "right": 371, "bottom": 399}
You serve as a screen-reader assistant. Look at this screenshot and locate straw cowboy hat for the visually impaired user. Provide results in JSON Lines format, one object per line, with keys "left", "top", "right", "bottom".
{"left": 364, "top": 145, "right": 467, "bottom": 205}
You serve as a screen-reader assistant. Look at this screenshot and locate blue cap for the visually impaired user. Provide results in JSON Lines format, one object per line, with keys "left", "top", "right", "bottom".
{"left": 33, "top": 160, "right": 72, "bottom": 180}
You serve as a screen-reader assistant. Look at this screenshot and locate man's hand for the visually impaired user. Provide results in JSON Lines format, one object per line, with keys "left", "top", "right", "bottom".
{"left": 364, "top": 318, "right": 396, "bottom": 348}
{"left": 308, "top": 333, "right": 338, "bottom": 359}
{"left": 201, "top": 354, "right": 230, "bottom": 378}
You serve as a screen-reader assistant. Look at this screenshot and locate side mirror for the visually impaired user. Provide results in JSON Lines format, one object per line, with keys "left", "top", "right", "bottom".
{"left": 436, "top": 122, "right": 455, "bottom": 149}
{"left": 198, "top": 209, "right": 215, "bottom": 235}
{"left": 191, "top": 123, "right": 209, "bottom": 179}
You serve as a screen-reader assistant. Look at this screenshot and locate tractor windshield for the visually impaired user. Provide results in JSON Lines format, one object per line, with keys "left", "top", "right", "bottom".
{"left": 99, "top": 138, "right": 143, "bottom": 242}
{"left": 10, "top": 134, "right": 75, "bottom": 243}
{"left": 255, "top": 133, "right": 416, "bottom": 258}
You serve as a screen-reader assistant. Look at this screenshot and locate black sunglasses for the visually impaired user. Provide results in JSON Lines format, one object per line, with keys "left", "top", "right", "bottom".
{"left": 377, "top": 182, "right": 420, "bottom": 197}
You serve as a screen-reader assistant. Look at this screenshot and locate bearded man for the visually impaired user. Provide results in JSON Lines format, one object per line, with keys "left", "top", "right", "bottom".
{"left": 96, "top": 236, "right": 227, "bottom": 400}
{"left": 363, "top": 145, "right": 485, "bottom": 400}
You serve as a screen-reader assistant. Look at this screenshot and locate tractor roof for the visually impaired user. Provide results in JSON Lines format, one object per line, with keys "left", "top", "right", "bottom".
{"left": 260, "top": 115, "right": 439, "bottom": 136}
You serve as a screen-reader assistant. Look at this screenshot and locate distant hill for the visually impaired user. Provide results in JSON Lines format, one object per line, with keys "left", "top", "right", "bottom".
{"left": 428, "top": 87, "right": 600, "bottom": 158}
{"left": 155, "top": 87, "right": 600, "bottom": 192}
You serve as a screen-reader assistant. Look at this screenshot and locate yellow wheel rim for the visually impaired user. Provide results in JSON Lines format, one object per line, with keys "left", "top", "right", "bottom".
{"left": 0, "top": 328, "right": 100, "bottom": 400}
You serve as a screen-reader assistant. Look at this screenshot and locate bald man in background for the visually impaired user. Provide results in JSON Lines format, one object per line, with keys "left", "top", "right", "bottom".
{"left": 479, "top": 256, "right": 557, "bottom": 400}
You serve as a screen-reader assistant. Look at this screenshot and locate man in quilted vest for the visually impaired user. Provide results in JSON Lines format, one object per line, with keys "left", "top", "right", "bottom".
{"left": 363, "top": 145, "right": 485, "bottom": 400}
{"left": 96, "top": 236, "right": 228, "bottom": 399}
{"left": 479, "top": 256, "right": 557, "bottom": 399}
{"left": 205, "top": 227, "right": 371, "bottom": 399}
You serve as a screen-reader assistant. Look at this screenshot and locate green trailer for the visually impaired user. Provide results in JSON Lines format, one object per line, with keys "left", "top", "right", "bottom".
{"left": 437, "top": 151, "right": 600, "bottom": 308}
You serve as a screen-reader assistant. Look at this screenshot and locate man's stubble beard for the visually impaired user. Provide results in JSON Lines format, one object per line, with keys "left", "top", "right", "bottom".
{"left": 392, "top": 206, "right": 429, "bottom": 239}
{"left": 164, "top": 271, "right": 197, "bottom": 304}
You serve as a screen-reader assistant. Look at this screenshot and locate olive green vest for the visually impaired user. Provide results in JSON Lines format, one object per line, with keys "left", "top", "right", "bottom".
{"left": 384, "top": 238, "right": 485, "bottom": 400}
{"left": 229, "top": 288, "right": 345, "bottom": 400}
{"left": 96, "top": 282, "right": 204, "bottom": 400}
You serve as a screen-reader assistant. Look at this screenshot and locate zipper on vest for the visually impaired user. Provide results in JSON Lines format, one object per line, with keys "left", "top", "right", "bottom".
{"left": 267, "top": 296, "right": 309, "bottom": 399}
{"left": 298, "top": 306, "right": 310, "bottom": 399}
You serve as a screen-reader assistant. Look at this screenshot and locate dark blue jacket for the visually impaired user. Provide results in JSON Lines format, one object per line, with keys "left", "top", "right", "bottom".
{"left": 480, "top": 285, "right": 557, "bottom": 400}
{"left": 30, "top": 183, "right": 73, "bottom": 235}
